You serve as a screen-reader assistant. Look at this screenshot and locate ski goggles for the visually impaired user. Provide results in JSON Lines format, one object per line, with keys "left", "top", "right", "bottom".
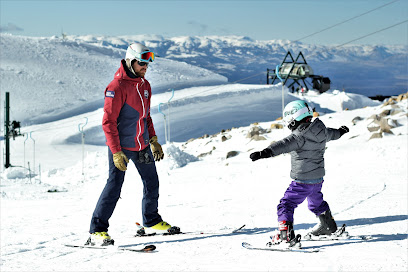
{"left": 136, "top": 60, "right": 149, "bottom": 67}
{"left": 139, "top": 51, "right": 155, "bottom": 62}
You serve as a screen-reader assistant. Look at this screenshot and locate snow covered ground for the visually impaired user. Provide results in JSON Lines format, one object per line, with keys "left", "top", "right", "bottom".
{"left": 1, "top": 87, "right": 407, "bottom": 271}
{"left": 0, "top": 34, "right": 407, "bottom": 271}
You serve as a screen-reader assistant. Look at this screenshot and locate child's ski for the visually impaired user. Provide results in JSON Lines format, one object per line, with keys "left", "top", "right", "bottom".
{"left": 242, "top": 242, "right": 320, "bottom": 253}
{"left": 303, "top": 224, "right": 372, "bottom": 241}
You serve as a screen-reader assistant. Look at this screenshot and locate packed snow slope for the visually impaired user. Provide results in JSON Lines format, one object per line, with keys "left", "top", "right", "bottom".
{"left": 1, "top": 88, "right": 407, "bottom": 271}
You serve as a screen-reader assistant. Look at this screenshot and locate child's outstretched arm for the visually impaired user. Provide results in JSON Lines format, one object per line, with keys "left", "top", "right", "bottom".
{"left": 249, "top": 134, "right": 303, "bottom": 162}
{"left": 326, "top": 125, "right": 349, "bottom": 141}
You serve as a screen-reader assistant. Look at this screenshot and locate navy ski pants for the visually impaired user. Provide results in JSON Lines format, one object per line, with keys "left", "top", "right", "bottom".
{"left": 89, "top": 147, "right": 163, "bottom": 233}
{"left": 277, "top": 180, "right": 330, "bottom": 222}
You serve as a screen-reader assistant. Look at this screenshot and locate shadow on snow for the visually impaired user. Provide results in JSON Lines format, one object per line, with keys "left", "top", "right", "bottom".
{"left": 120, "top": 214, "right": 407, "bottom": 249}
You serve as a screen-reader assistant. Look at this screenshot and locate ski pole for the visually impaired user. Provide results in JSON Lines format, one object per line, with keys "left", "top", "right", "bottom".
{"left": 29, "top": 132, "right": 35, "bottom": 176}
{"left": 78, "top": 117, "right": 88, "bottom": 176}
{"left": 24, "top": 133, "right": 29, "bottom": 170}
{"left": 276, "top": 64, "right": 284, "bottom": 118}
{"left": 167, "top": 89, "right": 175, "bottom": 144}
{"left": 158, "top": 103, "right": 168, "bottom": 144}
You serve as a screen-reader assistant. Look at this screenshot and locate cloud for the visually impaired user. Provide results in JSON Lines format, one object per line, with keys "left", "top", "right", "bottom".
{"left": 187, "top": 20, "right": 232, "bottom": 36}
{"left": 187, "top": 20, "right": 208, "bottom": 35}
{"left": 0, "top": 23, "right": 24, "bottom": 33}
{"left": 216, "top": 26, "right": 231, "bottom": 36}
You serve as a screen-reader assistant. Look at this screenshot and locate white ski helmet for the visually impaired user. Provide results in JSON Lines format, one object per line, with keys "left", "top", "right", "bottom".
{"left": 283, "top": 100, "right": 313, "bottom": 126}
{"left": 125, "top": 42, "right": 155, "bottom": 63}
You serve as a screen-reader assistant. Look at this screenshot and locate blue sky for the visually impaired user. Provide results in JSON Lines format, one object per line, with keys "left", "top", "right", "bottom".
{"left": 1, "top": 0, "right": 407, "bottom": 45}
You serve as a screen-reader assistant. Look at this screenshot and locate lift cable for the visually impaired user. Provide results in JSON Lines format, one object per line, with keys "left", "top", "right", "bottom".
{"left": 295, "top": 0, "right": 401, "bottom": 42}
{"left": 336, "top": 19, "right": 408, "bottom": 47}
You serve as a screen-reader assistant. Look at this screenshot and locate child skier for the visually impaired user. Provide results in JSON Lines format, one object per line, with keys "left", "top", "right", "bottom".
{"left": 250, "top": 100, "right": 349, "bottom": 246}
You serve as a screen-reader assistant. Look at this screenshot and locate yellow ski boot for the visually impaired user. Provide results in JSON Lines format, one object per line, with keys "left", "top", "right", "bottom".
{"left": 86, "top": 232, "right": 114, "bottom": 246}
{"left": 136, "top": 221, "right": 180, "bottom": 236}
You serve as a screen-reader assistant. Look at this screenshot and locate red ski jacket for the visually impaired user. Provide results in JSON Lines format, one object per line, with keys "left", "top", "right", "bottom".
{"left": 102, "top": 60, "right": 156, "bottom": 154}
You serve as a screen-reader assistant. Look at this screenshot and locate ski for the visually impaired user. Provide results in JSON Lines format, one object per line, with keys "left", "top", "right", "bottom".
{"left": 134, "top": 222, "right": 245, "bottom": 237}
{"left": 65, "top": 244, "right": 156, "bottom": 253}
{"left": 303, "top": 234, "right": 371, "bottom": 241}
{"left": 179, "top": 224, "right": 246, "bottom": 235}
{"left": 303, "top": 224, "right": 372, "bottom": 241}
{"left": 242, "top": 242, "right": 320, "bottom": 253}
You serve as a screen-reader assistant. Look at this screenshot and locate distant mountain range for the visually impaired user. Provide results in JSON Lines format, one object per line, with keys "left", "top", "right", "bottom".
{"left": 0, "top": 34, "right": 406, "bottom": 125}
{"left": 65, "top": 34, "right": 407, "bottom": 96}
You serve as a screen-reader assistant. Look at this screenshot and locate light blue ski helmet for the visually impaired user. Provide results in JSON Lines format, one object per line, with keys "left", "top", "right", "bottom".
{"left": 283, "top": 100, "right": 313, "bottom": 125}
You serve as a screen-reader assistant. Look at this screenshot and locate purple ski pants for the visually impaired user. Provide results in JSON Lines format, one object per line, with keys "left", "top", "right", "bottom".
{"left": 277, "top": 181, "right": 329, "bottom": 222}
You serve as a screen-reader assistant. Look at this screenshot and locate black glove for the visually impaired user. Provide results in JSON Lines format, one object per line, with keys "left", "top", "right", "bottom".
{"left": 250, "top": 149, "right": 272, "bottom": 161}
{"left": 339, "top": 126, "right": 349, "bottom": 136}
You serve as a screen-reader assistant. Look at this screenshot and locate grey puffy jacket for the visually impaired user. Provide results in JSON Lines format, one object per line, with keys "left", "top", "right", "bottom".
{"left": 266, "top": 118, "right": 342, "bottom": 180}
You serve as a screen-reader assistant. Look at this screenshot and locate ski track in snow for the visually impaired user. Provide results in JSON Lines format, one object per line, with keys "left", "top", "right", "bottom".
{"left": 334, "top": 183, "right": 387, "bottom": 216}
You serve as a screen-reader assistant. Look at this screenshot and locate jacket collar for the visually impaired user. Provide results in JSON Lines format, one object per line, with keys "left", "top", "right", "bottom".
{"left": 114, "top": 59, "right": 144, "bottom": 82}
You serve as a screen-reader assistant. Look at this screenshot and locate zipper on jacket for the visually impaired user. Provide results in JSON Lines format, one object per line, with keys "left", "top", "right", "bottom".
{"left": 136, "top": 83, "right": 146, "bottom": 150}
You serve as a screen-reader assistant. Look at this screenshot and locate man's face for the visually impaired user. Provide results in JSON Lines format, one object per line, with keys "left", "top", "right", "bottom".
{"left": 132, "top": 60, "right": 148, "bottom": 77}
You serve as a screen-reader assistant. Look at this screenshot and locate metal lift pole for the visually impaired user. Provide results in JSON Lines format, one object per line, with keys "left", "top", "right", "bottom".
{"left": 4, "top": 92, "right": 10, "bottom": 168}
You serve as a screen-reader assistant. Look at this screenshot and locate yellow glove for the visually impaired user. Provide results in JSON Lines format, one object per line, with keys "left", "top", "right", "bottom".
{"left": 149, "top": 136, "right": 164, "bottom": 161}
{"left": 113, "top": 151, "right": 129, "bottom": 171}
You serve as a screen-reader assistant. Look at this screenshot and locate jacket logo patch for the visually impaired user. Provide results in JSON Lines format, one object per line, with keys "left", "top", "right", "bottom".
{"left": 144, "top": 90, "right": 149, "bottom": 99}
{"left": 106, "top": 91, "right": 115, "bottom": 98}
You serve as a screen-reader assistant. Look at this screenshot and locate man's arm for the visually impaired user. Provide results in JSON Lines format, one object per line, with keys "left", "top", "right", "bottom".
{"left": 146, "top": 112, "right": 156, "bottom": 139}
{"left": 102, "top": 86, "right": 125, "bottom": 154}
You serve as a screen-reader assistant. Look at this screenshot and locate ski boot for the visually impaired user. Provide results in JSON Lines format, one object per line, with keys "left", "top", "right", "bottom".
{"left": 136, "top": 221, "right": 181, "bottom": 236}
{"left": 85, "top": 232, "right": 114, "bottom": 246}
{"left": 310, "top": 209, "right": 338, "bottom": 236}
{"left": 267, "top": 221, "right": 300, "bottom": 248}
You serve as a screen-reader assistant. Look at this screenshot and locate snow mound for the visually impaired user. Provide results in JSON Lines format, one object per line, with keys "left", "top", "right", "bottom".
{"left": 3, "top": 167, "right": 29, "bottom": 179}
{"left": 164, "top": 144, "right": 198, "bottom": 169}
{"left": 301, "top": 90, "right": 381, "bottom": 113}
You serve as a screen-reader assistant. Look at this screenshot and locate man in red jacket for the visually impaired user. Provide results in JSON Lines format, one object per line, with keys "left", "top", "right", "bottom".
{"left": 87, "top": 43, "right": 180, "bottom": 246}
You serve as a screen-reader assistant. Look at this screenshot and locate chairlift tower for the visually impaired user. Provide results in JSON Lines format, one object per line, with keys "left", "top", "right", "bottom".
{"left": 267, "top": 51, "right": 331, "bottom": 94}
{"left": 3, "top": 92, "right": 23, "bottom": 168}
